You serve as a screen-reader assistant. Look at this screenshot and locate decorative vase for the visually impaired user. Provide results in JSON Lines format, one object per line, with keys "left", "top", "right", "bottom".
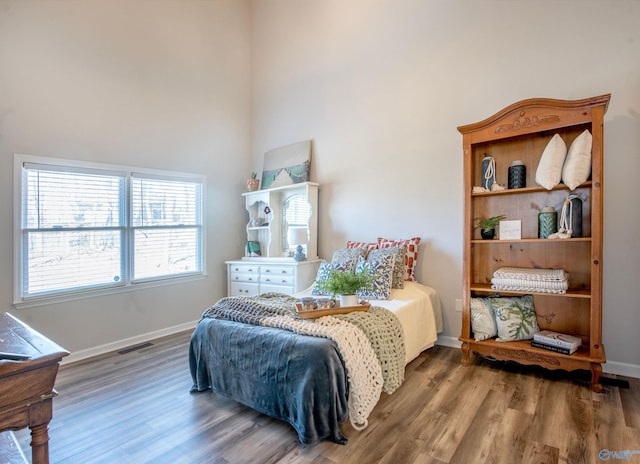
{"left": 339, "top": 294, "right": 358, "bottom": 307}
{"left": 566, "top": 194, "right": 583, "bottom": 237}
{"left": 480, "top": 228, "right": 495, "bottom": 240}
{"left": 538, "top": 206, "right": 558, "bottom": 239}
{"left": 508, "top": 160, "right": 526, "bottom": 189}
{"left": 247, "top": 178, "right": 259, "bottom": 191}
{"left": 481, "top": 156, "right": 496, "bottom": 191}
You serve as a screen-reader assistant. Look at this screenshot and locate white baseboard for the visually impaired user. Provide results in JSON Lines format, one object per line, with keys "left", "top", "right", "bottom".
{"left": 62, "top": 320, "right": 199, "bottom": 365}
{"left": 436, "top": 335, "right": 462, "bottom": 349}
{"left": 603, "top": 360, "right": 640, "bottom": 379}
{"left": 435, "top": 336, "right": 639, "bottom": 379}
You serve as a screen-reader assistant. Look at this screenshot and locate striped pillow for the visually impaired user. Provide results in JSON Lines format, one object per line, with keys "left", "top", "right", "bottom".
{"left": 346, "top": 240, "right": 378, "bottom": 251}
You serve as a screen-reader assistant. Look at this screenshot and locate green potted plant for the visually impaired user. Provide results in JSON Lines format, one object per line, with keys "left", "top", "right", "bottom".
{"left": 474, "top": 215, "right": 506, "bottom": 240}
{"left": 247, "top": 172, "right": 259, "bottom": 191}
{"left": 316, "top": 267, "right": 375, "bottom": 307}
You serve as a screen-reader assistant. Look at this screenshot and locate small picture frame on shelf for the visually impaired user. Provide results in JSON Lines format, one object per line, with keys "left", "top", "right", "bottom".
{"left": 499, "top": 220, "right": 522, "bottom": 240}
{"left": 246, "top": 241, "right": 261, "bottom": 257}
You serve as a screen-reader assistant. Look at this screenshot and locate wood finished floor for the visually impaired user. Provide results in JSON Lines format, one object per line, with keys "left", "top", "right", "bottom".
{"left": 11, "top": 330, "right": 640, "bottom": 464}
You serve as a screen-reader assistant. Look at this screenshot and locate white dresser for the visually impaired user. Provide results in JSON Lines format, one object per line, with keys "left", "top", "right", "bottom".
{"left": 226, "top": 259, "right": 321, "bottom": 297}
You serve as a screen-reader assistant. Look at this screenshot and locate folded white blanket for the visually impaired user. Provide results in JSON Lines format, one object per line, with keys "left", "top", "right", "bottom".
{"left": 491, "top": 277, "right": 569, "bottom": 294}
{"left": 492, "top": 266, "right": 568, "bottom": 282}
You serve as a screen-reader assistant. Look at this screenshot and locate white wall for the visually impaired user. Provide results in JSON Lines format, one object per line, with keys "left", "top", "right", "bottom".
{"left": 0, "top": 0, "right": 252, "bottom": 359}
{"left": 1, "top": 0, "right": 638, "bottom": 376}
{"left": 250, "top": 0, "right": 640, "bottom": 374}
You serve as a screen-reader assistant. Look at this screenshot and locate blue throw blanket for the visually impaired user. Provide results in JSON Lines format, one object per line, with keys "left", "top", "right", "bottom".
{"left": 189, "top": 315, "right": 349, "bottom": 444}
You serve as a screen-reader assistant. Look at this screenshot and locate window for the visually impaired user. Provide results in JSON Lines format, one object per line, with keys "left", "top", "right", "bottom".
{"left": 14, "top": 155, "right": 205, "bottom": 306}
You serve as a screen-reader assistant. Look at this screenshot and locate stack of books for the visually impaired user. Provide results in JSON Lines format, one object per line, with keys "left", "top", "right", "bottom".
{"left": 531, "top": 330, "right": 582, "bottom": 355}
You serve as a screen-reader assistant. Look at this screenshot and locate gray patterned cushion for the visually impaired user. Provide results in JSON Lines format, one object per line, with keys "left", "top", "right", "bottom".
{"left": 367, "top": 245, "right": 406, "bottom": 289}
{"left": 355, "top": 254, "right": 394, "bottom": 300}
{"left": 311, "top": 259, "right": 357, "bottom": 295}
{"left": 491, "top": 295, "right": 539, "bottom": 341}
{"left": 331, "top": 247, "right": 367, "bottom": 271}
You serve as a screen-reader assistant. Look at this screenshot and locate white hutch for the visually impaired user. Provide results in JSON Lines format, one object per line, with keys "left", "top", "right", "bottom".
{"left": 226, "top": 182, "right": 321, "bottom": 296}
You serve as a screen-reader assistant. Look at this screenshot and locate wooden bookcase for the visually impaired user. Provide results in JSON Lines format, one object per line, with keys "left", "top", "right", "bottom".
{"left": 457, "top": 94, "right": 610, "bottom": 392}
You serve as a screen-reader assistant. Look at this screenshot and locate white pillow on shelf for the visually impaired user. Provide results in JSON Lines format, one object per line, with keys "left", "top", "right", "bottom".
{"left": 562, "top": 129, "right": 592, "bottom": 190}
{"left": 535, "top": 134, "right": 567, "bottom": 190}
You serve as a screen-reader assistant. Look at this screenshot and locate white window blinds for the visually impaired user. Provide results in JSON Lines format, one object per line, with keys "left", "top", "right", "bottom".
{"left": 17, "top": 158, "right": 204, "bottom": 303}
{"left": 131, "top": 175, "right": 202, "bottom": 280}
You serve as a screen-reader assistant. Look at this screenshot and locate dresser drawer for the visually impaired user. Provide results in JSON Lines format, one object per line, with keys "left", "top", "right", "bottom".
{"left": 230, "top": 282, "right": 259, "bottom": 296}
{"left": 260, "top": 266, "right": 293, "bottom": 277}
{"left": 230, "top": 272, "right": 259, "bottom": 284}
{"left": 229, "top": 263, "right": 259, "bottom": 275}
{"left": 260, "top": 284, "right": 295, "bottom": 295}
{"left": 260, "top": 273, "right": 294, "bottom": 286}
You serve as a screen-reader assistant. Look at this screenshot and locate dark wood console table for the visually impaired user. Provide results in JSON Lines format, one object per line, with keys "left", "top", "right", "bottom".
{"left": 0, "top": 312, "right": 69, "bottom": 464}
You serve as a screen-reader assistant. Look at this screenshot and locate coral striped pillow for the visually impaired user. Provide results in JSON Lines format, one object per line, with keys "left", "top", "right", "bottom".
{"left": 346, "top": 240, "right": 378, "bottom": 251}
{"left": 377, "top": 237, "right": 421, "bottom": 281}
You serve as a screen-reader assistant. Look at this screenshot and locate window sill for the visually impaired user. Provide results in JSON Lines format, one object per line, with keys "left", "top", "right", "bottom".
{"left": 13, "top": 273, "right": 208, "bottom": 310}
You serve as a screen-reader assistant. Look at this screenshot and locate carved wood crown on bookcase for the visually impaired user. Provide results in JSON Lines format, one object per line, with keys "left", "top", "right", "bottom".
{"left": 457, "top": 94, "right": 611, "bottom": 135}
{"left": 495, "top": 112, "right": 560, "bottom": 134}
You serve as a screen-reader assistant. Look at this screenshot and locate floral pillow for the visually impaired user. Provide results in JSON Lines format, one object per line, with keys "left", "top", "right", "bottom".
{"left": 367, "top": 245, "right": 406, "bottom": 289}
{"left": 470, "top": 297, "right": 497, "bottom": 341}
{"left": 378, "top": 236, "right": 421, "bottom": 281}
{"left": 311, "top": 259, "right": 357, "bottom": 295}
{"left": 355, "top": 255, "right": 394, "bottom": 300}
{"left": 491, "top": 295, "right": 539, "bottom": 342}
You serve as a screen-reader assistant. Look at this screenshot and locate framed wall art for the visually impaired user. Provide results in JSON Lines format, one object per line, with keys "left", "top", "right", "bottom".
{"left": 261, "top": 140, "right": 311, "bottom": 189}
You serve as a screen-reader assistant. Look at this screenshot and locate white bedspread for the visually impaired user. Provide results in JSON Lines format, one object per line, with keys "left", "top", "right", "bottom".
{"left": 299, "top": 281, "right": 443, "bottom": 365}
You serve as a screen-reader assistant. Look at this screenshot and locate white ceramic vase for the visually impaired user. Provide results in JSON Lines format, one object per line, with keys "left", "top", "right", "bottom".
{"left": 339, "top": 294, "right": 358, "bottom": 307}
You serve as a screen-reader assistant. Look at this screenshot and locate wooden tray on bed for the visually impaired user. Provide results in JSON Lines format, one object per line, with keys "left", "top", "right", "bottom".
{"left": 295, "top": 302, "right": 371, "bottom": 319}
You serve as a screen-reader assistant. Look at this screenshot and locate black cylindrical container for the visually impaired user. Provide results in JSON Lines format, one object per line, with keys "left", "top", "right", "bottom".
{"left": 566, "top": 194, "right": 583, "bottom": 237}
{"left": 508, "top": 160, "right": 526, "bottom": 189}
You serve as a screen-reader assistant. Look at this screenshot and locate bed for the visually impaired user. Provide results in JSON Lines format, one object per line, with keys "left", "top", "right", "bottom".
{"left": 189, "top": 280, "right": 443, "bottom": 445}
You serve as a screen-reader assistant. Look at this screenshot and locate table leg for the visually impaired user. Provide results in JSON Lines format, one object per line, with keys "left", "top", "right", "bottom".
{"left": 29, "top": 423, "right": 50, "bottom": 464}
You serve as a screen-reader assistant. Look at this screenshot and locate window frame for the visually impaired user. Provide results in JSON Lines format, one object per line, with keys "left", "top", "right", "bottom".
{"left": 13, "top": 154, "right": 207, "bottom": 308}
